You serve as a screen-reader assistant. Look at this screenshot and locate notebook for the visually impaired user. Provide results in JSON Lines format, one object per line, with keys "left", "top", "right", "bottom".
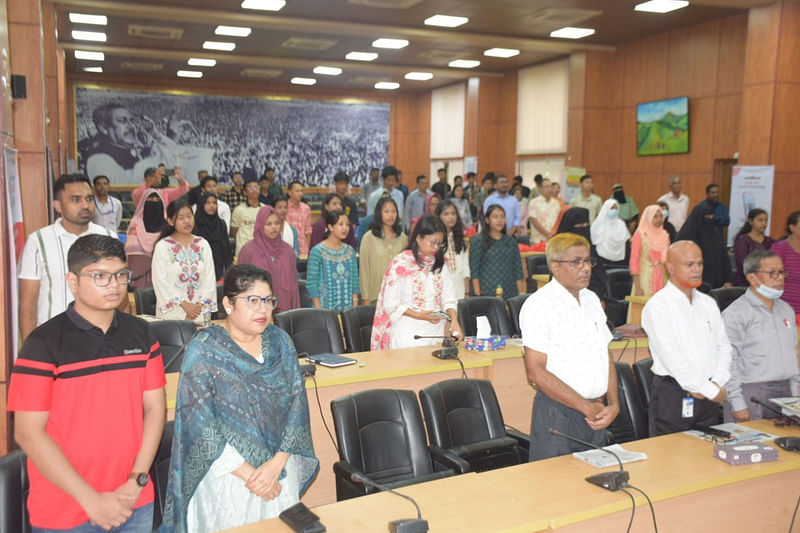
{"left": 306, "top": 352, "right": 357, "bottom": 368}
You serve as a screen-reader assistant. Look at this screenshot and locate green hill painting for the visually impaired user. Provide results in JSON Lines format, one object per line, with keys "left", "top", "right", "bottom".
{"left": 636, "top": 96, "right": 689, "bottom": 156}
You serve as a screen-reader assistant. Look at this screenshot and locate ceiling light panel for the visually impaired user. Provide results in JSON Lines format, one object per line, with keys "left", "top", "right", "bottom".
{"left": 313, "top": 66, "right": 343, "bottom": 75}
{"left": 203, "top": 41, "right": 236, "bottom": 51}
{"left": 215, "top": 25, "right": 252, "bottom": 37}
{"left": 634, "top": 0, "right": 689, "bottom": 13}
{"left": 188, "top": 58, "right": 217, "bottom": 67}
{"left": 241, "top": 0, "right": 286, "bottom": 10}
{"left": 372, "top": 38, "right": 409, "bottom": 49}
{"left": 484, "top": 48, "right": 520, "bottom": 58}
{"left": 346, "top": 51, "right": 378, "bottom": 61}
{"left": 72, "top": 30, "right": 106, "bottom": 42}
{"left": 82, "top": 66, "right": 103, "bottom": 73}
{"left": 404, "top": 72, "right": 433, "bottom": 81}
{"left": 375, "top": 82, "right": 400, "bottom": 90}
{"left": 550, "top": 27, "right": 595, "bottom": 39}
{"left": 177, "top": 70, "right": 203, "bottom": 78}
{"left": 74, "top": 50, "right": 105, "bottom": 61}
{"left": 449, "top": 59, "right": 480, "bottom": 68}
{"left": 69, "top": 13, "right": 107, "bottom": 25}
{"left": 291, "top": 77, "right": 317, "bottom": 85}
{"left": 424, "top": 14, "right": 469, "bottom": 28}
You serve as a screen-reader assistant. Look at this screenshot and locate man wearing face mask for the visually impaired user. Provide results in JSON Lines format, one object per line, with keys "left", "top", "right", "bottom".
{"left": 609, "top": 183, "right": 639, "bottom": 234}
{"left": 721, "top": 250, "right": 800, "bottom": 422}
{"left": 641, "top": 241, "right": 732, "bottom": 436}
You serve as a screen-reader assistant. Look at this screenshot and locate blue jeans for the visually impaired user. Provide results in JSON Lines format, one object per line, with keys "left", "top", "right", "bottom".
{"left": 32, "top": 503, "right": 153, "bottom": 533}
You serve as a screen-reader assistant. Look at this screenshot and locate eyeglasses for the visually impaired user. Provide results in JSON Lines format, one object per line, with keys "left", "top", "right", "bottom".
{"left": 552, "top": 257, "right": 597, "bottom": 269}
{"left": 77, "top": 269, "right": 133, "bottom": 287}
{"left": 755, "top": 270, "right": 786, "bottom": 280}
{"left": 423, "top": 239, "right": 444, "bottom": 249}
{"left": 236, "top": 295, "right": 279, "bottom": 310}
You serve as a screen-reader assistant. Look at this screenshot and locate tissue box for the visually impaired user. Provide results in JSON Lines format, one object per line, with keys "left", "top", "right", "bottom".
{"left": 713, "top": 443, "right": 778, "bottom": 466}
{"left": 464, "top": 336, "right": 508, "bottom": 351}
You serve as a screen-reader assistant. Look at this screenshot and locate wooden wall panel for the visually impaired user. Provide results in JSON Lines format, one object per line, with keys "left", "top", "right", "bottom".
{"left": 772, "top": 84, "right": 800, "bottom": 171}
{"left": 6, "top": 0, "right": 38, "bottom": 23}
{"left": 667, "top": 20, "right": 720, "bottom": 98}
{"left": 621, "top": 33, "right": 669, "bottom": 107}
{"left": 737, "top": 84, "right": 775, "bottom": 164}
{"left": 777, "top": 1, "right": 800, "bottom": 83}
{"left": 585, "top": 51, "right": 623, "bottom": 109}
{"left": 712, "top": 94, "right": 741, "bottom": 160}
{"left": 619, "top": 106, "right": 663, "bottom": 175}
{"left": 569, "top": 53, "right": 586, "bottom": 109}
{"left": 771, "top": 172, "right": 800, "bottom": 237}
{"left": 661, "top": 96, "right": 715, "bottom": 175}
{"left": 582, "top": 108, "right": 621, "bottom": 173}
{"left": 393, "top": 92, "right": 430, "bottom": 179}
{"left": 566, "top": 108, "right": 584, "bottom": 167}
{"left": 717, "top": 14, "right": 748, "bottom": 95}
{"left": 476, "top": 73, "right": 517, "bottom": 176}
{"left": 742, "top": 3, "right": 781, "bottom": 85}
{"left": 8, "top": 25, "right": 44, "bottom": 154}
{"left": 464, "top": 77, "right": 479, "bottom": 157}
{"left": 0, "top": 385, "right": 7, "bottom": 454}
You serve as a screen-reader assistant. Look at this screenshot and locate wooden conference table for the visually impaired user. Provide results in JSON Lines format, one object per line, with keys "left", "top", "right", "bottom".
{"left": 225, "top": 419, "right": 800, "bottom": 532}
{"left": 164, "top": 338, "right": 651, "bottom": 507}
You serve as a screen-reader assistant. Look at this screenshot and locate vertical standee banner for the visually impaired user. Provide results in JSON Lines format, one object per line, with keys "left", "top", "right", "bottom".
{"left": 563, "top": 166, "right": 586, "bottom": 203}
{"left": 727, "top": 165, "right": 774, "bottom": 246}
{"left": 4, "top": 146, "right": 22, "bottom": 358}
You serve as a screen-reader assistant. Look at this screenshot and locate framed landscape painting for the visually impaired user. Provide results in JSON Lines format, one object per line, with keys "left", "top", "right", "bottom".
{"left": 636, "top": 96, "right": 689, "bottom": 156}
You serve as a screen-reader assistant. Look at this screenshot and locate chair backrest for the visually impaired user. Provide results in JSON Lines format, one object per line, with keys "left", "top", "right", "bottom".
{"left": 340, "top": 305, "right": 376, "bottom": 353}
{"left": 273, "top": 308, "right": 345, "bottom": 355}
{"left": 418, "top": 379, "right": 507, "bottom": 449}
{"left": 526, "top": 254, "right": 550, "bottom": 276}
{"left": 150, "top": 420, "right": 174, "bottom": 530}
{"left": 709, "top": 286, "right": 746, "bottom": 312}
{"left": 297, "top": 280, "right": 313, "bottom": 308}
{"left": 607, "top": 362, "right": 648, "bottom": 443}
{"left": 134, "top": 287, "right": 156, "bottom": 316}
{"left": 331, "top": 389, "right": 435, "bottom": 485}
{"left": 632, "top": 357, "right": 654, "bottom": 410}
{"left": 149, "top": 320, "right": 198, "bottom": 372}
{"left": 506, "top": 293, "right": 531, "bottom": 337}
{"left": 456, "top": 297, "right": 514, "bottom": 338}
{"left": 606, "top": 269, "right": 632, "bottom": 300}
{"left": 213, "top": 284, "right": 226, "bottom": 320}
{"left": 0, "top": 449, "right": 30, "bottom": 533}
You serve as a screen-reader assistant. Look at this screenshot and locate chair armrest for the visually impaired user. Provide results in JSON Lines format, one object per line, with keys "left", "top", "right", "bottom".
{"left": 429, "top": 446, "right": 471, "bottom": 474}
{"left": 505, "top": 427, "right": 531, "bottom": 463}
{"left": 332, "top": 461, "right": 373, "bottom": 499}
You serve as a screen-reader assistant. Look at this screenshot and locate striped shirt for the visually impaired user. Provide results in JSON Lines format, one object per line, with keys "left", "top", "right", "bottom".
{"left": 771, "top": 239, "right": 800, "bottom": 315}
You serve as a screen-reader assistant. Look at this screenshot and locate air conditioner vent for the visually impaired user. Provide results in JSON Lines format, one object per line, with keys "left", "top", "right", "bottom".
{"left": 241, "top": 68, "right": 283, "bottom": 78}
{"left": 128, "top": 24, "right": 184, "bottom": 41}
{"left": 121, "top": 62, "right": 164, "bottom": 71}
{"left": 280, "top": 37, "right": 337, "bottom": 51}
{"left": 348, "top": 0, "right": 422, "bottom": 8}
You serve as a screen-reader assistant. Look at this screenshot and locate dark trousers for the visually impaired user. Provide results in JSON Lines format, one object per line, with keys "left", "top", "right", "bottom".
{"left": 649, "top": 375, "right": 721, "bottom": 436}
{"left": 530, "top": 391, "right": 607, "bottom": 461}
{"left": 723, "top": 380, "right": 793, "bottom": 422}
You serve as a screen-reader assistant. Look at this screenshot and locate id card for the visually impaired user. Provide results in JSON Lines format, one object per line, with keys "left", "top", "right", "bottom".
{"left": 682, "top": 397, "right": 694, "bottom": 418}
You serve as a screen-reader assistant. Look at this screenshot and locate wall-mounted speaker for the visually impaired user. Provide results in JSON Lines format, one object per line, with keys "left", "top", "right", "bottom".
{"left": 11, "top": 75, "right": 26, "bottom": 99}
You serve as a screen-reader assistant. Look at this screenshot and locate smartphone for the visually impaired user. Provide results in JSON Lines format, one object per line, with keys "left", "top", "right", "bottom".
{"left": 695, "top": 425, "right": 732, "bottom": 439}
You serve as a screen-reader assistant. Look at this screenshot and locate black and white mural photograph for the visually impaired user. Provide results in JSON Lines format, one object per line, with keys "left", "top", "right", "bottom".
{"left": 76, "top": 86, "right": 391, "bottom": 186}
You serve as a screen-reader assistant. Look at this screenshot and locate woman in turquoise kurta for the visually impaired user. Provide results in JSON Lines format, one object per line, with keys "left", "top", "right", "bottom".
{"left": 469, "top": 204, "right": 525, "bottom": 299}
{"left": 306, "top": 209, "right": 360, "bottom": 311}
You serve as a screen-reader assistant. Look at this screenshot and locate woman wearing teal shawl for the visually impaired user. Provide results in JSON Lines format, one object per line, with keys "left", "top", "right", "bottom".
{"left": 162, "top": 265, "right": 318, "bottom": 532}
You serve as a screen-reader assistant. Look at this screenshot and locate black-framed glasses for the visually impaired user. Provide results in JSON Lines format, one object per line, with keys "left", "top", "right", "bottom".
{"left": 552, "top": 257, "right": 597, "bottom": 269}
{"left": 236, "top": 295, "right": 279, "bottom": 310}
{"left": 77, "top": 269, "right": 133, "bottom": 287}
{"left": 755, "top": 270, "right": 786, "bottom": 280}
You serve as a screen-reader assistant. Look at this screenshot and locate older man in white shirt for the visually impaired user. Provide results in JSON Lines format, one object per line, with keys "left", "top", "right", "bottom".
{"left": 642, "top": 240, "right": 732, "bottom": 436}
{"left": 520, "top": 233, "right": 619, "bottom": 461}
{"left": 657, "top": 175, "right": 690, "bottom": 231}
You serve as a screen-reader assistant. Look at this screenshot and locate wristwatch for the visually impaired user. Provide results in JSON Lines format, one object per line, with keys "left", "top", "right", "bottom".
{"left": 128, "top": 472, "right": 149, "bottom": 487}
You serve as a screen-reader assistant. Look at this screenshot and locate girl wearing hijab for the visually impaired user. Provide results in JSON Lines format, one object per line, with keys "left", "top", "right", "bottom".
{"left": 194, "top": 192, "right": 233, "bottom": 282}
{"left": 125, "top": 188, "right": 166, "bottom": 290}
{"left": 591, "top": 199, "right": 631, "bottom": 270}
{"left": 630, "top": 205, "right": 670, "bottom": 297}
{"left": 410, "top": 192, "right": 441, "bottom": 235}
{"left": 238, "top": 206, "right": 301, "bottom": 313}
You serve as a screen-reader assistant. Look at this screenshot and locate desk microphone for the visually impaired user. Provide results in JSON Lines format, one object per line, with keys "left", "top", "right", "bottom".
{"left": 350, "top": 473, "right": 429, "bottom": 533}
{"left": 413, "top": 335, "right": 459, "bottom": 359}
{"left": 549, "top": 428, "right": 630, "bottom": 491}
{"left": 749, "top": 396, "right": 800, "bottom": 426}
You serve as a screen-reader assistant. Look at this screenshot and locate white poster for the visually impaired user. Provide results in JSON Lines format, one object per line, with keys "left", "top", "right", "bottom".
{"left": 564, "top": 166, "right": 587, "bottom": 203}
{"left": 4, "top": 146, "right": 22, "bottom": 358}
{"left": 728, "top": 165, "right": 774, "bottom": 246}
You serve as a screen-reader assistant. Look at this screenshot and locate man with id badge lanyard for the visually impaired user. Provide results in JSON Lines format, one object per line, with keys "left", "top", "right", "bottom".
{"left": 642, "top": 241, "right": 732, "bottom": 436}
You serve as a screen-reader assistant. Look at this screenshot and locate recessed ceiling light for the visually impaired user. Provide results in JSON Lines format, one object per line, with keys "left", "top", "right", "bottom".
{"left": 375, "top": 82, "right": 400, "bottom": 90}
{"left": 291, "top": 77, "right": 317, "bottom": 86}
{"left": 215, "top": 25, "right": 252, "bottom": 37}
{"left": 74, "top": 50, "right": 105, "bottom": 61}
{"left": 313, "top": 66, "right": 342, "bottom": 76}
{"left": 346, "top": 51, "right": 378, "bottom": 61}
{"left": 241, "top": 0, "right": 286, "bottom": 11}
{"left": 484, "top": 48, "right": 520, "bottom": 58}
{"left": 550, "top": 27, "right": 595, "bottom": 39}
{"left": 177, "top": 70, "right": 203, "bottom": 78}
{"left": 634, "top": 0, "right": 689, "bottom": 13}
{"left": 72, "top": 30, "right": 106, "bottom": 42}
{"left": 82, "top": 66, "right": 103, "bottom": 73}
{"left": 188, "top": 58, "right": 217, "bottom": 67}
{"left": 449, "top": 59, "right": 480, "bottom": 68}
{"left": 424, "top": 14, "right": 469, "bottom": 28}
{"left": 404, "top": 72, "right": 433, "bottom": 81}
{"left": 68, "top": 13, "right": 107, "bottom": 25}
{"left": 372, "top": 38, "right": 409, "bottom": 49}
{"left": 203, "top": 41, "right": 236, "bottom": 51}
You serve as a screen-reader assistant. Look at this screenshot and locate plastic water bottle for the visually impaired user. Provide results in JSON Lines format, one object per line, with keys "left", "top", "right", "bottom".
{"left": 495, "top": 284, "right": 503, "bottom": 299}
{"left": 202, "top": 299, "right": 212, "bottom": 328}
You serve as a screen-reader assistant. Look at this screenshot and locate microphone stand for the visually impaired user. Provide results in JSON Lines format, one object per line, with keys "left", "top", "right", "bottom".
{"left": 350, "top": 473, "right": 429, "bottom": 533}
{"left": 549, "top": 428, "right": 630, "bottom": 491}
{"left": 749, "top": 396, "right": 800, "bottom": 427}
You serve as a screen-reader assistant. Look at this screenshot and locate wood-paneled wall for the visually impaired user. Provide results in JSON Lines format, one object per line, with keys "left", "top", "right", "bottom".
{"left": 569, "top": 14, "right": 749, "bottom": 223}
{"left": 476, "top": 72, "right": 518, "bottom": 177}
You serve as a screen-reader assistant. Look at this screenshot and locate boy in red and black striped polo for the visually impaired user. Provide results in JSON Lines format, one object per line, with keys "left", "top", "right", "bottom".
{"left": 9, "top": 235, "right": 166, "bottom": 532}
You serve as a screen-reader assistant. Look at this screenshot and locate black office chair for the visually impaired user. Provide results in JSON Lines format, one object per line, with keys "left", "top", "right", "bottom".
{"left": 419, "top": 379, "right": 528, "bottom": 471}
{"left": 633, "top": 357, "right": 655, "bottom": 410}
{"left": 709, "top": 286, "right": 746, "bottom": 312}
{"left": 0, "top": 450, "right": 30, "bottom": 533}
{"left": 274, "top": 308, "right": 345, "bottom": 355}
{"left": 607, "top": 362, "right": 649, "bottom": 443}
{"left": 330, "top": 389, "right": 468, "bottom": 501}
{"left": 296, "top": 258, "right": 308, "bottom": 280}
{"left": 150, "top": 420, "right": 174, "bottom": 530}
{"left": 134, "top": 287, "right": 156, "bottom": 316}
{"left": 605, "top": 269, "right": 632, "bottom": 327}
{"left": 297, "top": 280, "right": 313, "bottom": 308}
{"left": 457, "top": 297, "right": 514, "bottom": 338}
{"left": 340, "top": 305, "right": 376, "bottom": 353}
{"left": 212, "top": 283, "right": 226, "bottom": 320}
{"left": 526, "top": 254, "right": 550, "bottom": 276}
{"left": 506, "top": 293, "right": 531, "bottom": 337}
{"left": 149, "top": 320, "right": 197, "bottom": 372}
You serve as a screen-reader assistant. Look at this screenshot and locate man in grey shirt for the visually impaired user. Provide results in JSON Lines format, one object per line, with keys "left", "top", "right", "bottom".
{"left": 722, "top": 249, "right": 800, "bottom": 422}
{"left": 404, "top": 174, "right": 429, "bottom": 231}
